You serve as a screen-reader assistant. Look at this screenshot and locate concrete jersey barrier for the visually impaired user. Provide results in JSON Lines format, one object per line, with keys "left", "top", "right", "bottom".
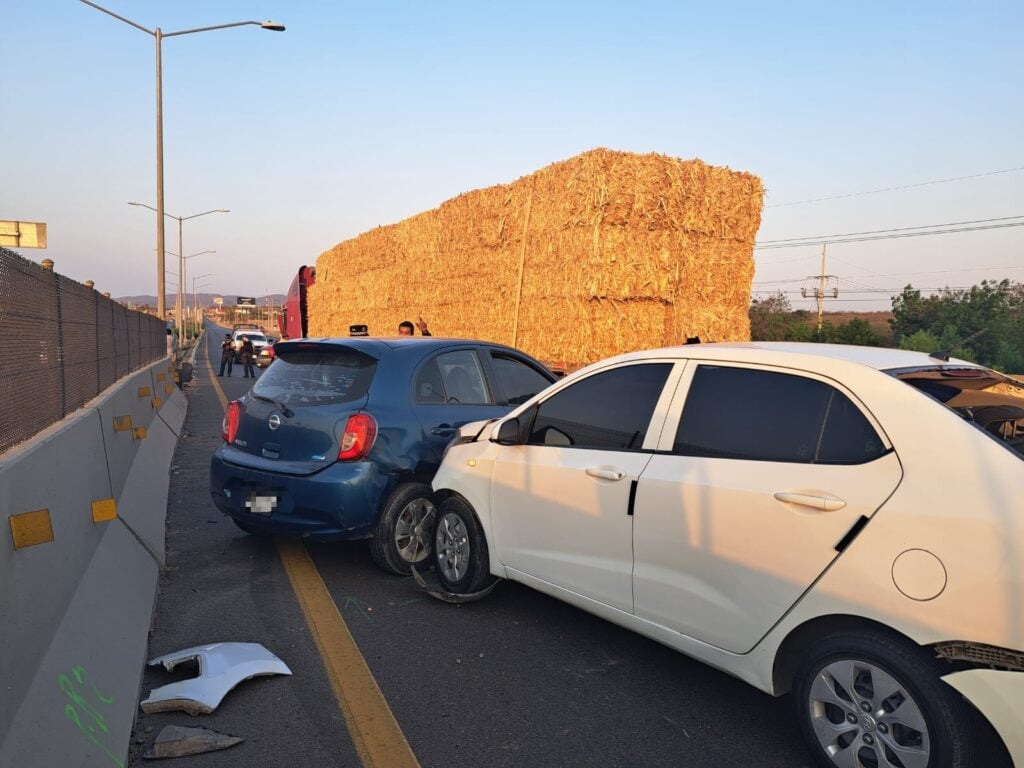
{"left": 0, "top": 356, "right": 186, "bottom": 767}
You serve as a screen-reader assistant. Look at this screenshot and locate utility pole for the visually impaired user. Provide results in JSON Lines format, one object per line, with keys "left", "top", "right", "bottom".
{"left": 801, "top": 243, "right": 839, "bottom": 332}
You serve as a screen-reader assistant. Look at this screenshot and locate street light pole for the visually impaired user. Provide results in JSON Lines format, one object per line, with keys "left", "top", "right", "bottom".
{"left": 129, "top": 201, "right": 225, "bottom": 342}
{"left": 156, "top": 26, "right": 165, "bottom": 320}
{"left": 166, "top": 248, "right": 216, "bottom": 341}
{"left": 80, "top": 1, "right": 285, "bottom": 321}
{"left": 193, "top": 274, "right": 214, "bottom": 330}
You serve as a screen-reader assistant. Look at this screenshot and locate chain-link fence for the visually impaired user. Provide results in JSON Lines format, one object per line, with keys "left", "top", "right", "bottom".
{"left": 0, "top": 247, "right": 168, "bottom": 456}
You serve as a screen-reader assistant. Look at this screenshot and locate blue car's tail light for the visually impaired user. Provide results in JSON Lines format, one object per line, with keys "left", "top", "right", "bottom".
{"left": 222, "top": 401, "right": 242, "bottom": 444}
{"left": 338, "top": 413, "right": 377, "bottom": 461}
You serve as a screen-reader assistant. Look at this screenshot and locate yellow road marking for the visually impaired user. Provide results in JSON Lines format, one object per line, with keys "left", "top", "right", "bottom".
{"left": 277, "top": 539, "right": 420, "bottom": 768}
{"left": 204, "top": 336, "right": 418, "bottom": 767}
{"left": 206, "top": 348, "right": 229, "bottom": 410}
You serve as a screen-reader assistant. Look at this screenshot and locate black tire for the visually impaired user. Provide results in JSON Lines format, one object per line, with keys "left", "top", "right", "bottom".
{"left": 369, "top": 483, "right": 437, "bottom": 575}
{"left": 793, "top": 630, "right": 979, "bottom": 768}
{"left": 432, "top": 495, "right": 492, "bottom": 594}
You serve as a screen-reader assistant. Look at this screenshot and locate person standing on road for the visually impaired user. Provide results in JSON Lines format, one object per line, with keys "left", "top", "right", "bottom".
{"left": 218, "top": 333, "right": 234, "bottom": 377}
{"left": 398, "top": 317, "right": 431, "bottom": 336}
{"left": 166, "top": 327, "right": 178, "bottom": 358}
{"left": 240, "top": 335, "right": 256, "bottom": 378}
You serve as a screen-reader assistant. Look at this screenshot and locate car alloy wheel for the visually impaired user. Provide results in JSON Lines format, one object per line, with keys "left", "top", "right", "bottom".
{"left": 807, "top": 658, "right": 929, "bottom": 768}
{"left": 435, "top": 511, "right": 470, "bottom": 584}
{"left": 431, "top": 496, "right": 492, "bottom": 594}
{"left": 393, "top": 497, "right": 435, "bottom": 565}
{"left": 794, "top": 630, "right": 981, "bottom": 768}
{"left": 370, "top": 483, "right": 439, "bottom": 575}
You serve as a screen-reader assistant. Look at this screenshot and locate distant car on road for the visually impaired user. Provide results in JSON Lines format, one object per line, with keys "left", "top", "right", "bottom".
{"left": 430, "top": 342, "right": 1024, "bottom": 768}
{"left": 210, "top": 337, "right": 556, "bottom": 575}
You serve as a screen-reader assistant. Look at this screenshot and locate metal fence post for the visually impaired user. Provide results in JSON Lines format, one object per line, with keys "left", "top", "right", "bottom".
{"left": 54, "top": 274, "right": 67, "bottom": 418}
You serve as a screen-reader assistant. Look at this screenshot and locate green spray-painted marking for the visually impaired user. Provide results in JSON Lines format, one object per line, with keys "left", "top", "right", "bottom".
{"left": 60, "top": 666, "right": 123, "bottom": 768}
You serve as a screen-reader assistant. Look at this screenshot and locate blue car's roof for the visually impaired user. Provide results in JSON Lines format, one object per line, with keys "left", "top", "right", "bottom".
{"left": 276, "top": 336, "right": 533, "bottom": 359}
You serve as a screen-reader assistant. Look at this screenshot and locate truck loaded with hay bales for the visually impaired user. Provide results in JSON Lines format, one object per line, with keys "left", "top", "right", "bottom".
{"left": 306, "top": 148, "right": 764, "bottom": 371}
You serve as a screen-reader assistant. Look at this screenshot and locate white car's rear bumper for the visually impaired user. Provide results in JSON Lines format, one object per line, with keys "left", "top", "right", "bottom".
{"left": 943, "top": 668, "right": 1024, "bottom": 765}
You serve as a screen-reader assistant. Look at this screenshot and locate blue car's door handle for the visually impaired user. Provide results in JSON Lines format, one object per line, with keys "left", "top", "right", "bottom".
{"left": 431, "top": 425, "right": 456, "bottom": 437}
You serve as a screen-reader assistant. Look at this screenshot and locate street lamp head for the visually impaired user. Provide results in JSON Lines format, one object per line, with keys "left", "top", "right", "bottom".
{"left": 260, "top": 21, "right": 286, "bottom": 31}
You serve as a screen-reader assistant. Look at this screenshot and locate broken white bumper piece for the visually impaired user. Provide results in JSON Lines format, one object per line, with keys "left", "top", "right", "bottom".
{"left": 140, "top": 642, "right": 291, "bottom": 715}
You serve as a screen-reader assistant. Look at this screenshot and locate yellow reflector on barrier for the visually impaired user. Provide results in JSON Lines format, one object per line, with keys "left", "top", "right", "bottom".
{"left": 151, "top": 397, "right": 163, "bottom": 409}
{"left": 10, "top": 509, "right": 54, "bottom": 549}
{"left": 92, "top": 499, "right": 117, "bottom": 523}
{"left": 134, "top": 427, "right": 147, "bottom": 440}
{"left": 157, "top": 373, "right": 166, "bottom": 382}
{"left": 138, "top": 386, "right": 152, "bottom": 397}
{"left": 113, "top": 415, "right": 134, "bottom": 432}
{"left": 164, "top": 384, "right": 174, "bottom": 395}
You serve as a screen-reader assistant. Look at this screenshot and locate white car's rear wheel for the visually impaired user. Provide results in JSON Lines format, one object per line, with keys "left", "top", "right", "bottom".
{"left": 793, "top": 631, "right": 979, "bottom": 768}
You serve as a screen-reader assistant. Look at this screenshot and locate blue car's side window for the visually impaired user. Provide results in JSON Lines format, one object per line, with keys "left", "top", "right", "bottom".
{"left": 415, "top": 359, "right": 446, "bottom": 403}
{"left": 415, "top": 351, "right": 492, "bottom": 405}
{"left": 417, "top": 350, "right": 492, "bottom": 405}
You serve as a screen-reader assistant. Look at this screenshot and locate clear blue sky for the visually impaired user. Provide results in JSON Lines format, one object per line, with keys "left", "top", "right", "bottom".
{"left": 2, "top": 0, "right": 1022, "bottom": 311}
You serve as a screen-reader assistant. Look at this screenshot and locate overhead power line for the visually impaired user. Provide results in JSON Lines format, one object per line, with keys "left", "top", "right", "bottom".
{"left": 757, "top": 215, "right": 1024, "bottom": 246}
{"left": 765, "top": 166, "right": 1024, "bottom": 208}
{"left": 755, "top": 218, "right": 1024, "bottom": 250}
{"left": 753, "top": 263, "right": 1024, "bottom": 286}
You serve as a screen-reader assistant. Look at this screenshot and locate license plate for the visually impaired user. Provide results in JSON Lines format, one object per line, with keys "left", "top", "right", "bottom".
{"left": 244, "top": 494, "right": 278, "bottom": 516}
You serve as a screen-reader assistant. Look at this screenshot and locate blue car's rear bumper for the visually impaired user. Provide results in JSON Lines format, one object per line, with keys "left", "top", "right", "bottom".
{"left": 209, "top": 448, "right": 392, "bottom": 539}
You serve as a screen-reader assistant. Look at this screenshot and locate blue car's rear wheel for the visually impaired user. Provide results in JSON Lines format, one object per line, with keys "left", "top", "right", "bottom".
{"left": 369, "top": 483, "right": 436, "bottom": 575}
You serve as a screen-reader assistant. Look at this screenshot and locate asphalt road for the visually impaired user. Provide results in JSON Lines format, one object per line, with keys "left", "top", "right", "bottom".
{"left": 128, "top": 323, "right": 816, "bottom": 767}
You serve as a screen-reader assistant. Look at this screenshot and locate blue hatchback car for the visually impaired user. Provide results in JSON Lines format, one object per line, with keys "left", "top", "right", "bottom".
{"left": 210, "top": 337, "right": 555, "bottom": 573}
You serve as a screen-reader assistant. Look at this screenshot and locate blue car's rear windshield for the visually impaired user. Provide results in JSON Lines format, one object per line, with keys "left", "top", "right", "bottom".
{"left": 253, "top": 348, "right": 376, "bottom": 406}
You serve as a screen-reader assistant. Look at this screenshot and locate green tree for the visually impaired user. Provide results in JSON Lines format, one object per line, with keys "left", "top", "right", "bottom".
{"left": 890, "top": 285, "right": 950, "bottom": 341}
{"left": 817, "top": 318, "right": 882, "bottom": 346}
{"left": 890, "top": 280, "right": 1024, "bottom": 371}
{"left": 749, "top": 292, "right": 814, "bottom": 341}
{"left": 898, "top": 329, "right": 941, "bottom": 353}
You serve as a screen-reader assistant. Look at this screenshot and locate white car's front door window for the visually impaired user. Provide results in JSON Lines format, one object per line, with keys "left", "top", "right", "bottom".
{"left": 490, "top": 363, "right": 673, "bottom": 612}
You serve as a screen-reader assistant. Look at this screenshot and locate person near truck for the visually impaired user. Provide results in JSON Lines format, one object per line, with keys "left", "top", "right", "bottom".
{"left": 398, "top": 317, "right": 431, "bottom": 336}
{"left": 218, "top": 333, "right": 234, "bottom": 377}
{"left": 240, "top": 336, "right": 256, "bottom": 378}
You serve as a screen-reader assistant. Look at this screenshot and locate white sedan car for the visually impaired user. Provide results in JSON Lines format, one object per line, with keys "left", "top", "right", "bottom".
{"left": 231, "top": 330, "right": 269, "bottom": 360}
{"left": 431, "top": 342, "right": 1023, "bottom": 768}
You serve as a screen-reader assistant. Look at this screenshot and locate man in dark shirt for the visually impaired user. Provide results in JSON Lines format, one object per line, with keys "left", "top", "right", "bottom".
{"left": 240, "top": 336, "right": 256, "bottom": 378}
{"left": 218, "top": 333, "right": 234, "bottom": 376}
{"left": 398, "top": 317, "right": 431, "bottom": 336}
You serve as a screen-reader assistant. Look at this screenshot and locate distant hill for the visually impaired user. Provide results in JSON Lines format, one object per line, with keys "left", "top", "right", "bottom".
{"left": 114, "top": 293, "right": 286, "bottom": 309}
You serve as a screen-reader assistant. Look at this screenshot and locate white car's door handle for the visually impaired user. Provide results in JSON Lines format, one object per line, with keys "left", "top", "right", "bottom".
{"left": 586, "top": 468, "right": 626, "bottom": 481}
{"left": 773, "top": 492, "right": 847, "bottom": 512}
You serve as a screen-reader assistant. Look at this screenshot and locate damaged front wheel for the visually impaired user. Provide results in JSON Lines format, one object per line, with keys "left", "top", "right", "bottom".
{"left": 433, "top": 496, "right": 491, "bottom": 594}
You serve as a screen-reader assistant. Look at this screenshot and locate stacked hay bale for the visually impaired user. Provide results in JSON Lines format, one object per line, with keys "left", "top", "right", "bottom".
{"left": 309, "top": 148, "right": 763, "bottom": 370}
